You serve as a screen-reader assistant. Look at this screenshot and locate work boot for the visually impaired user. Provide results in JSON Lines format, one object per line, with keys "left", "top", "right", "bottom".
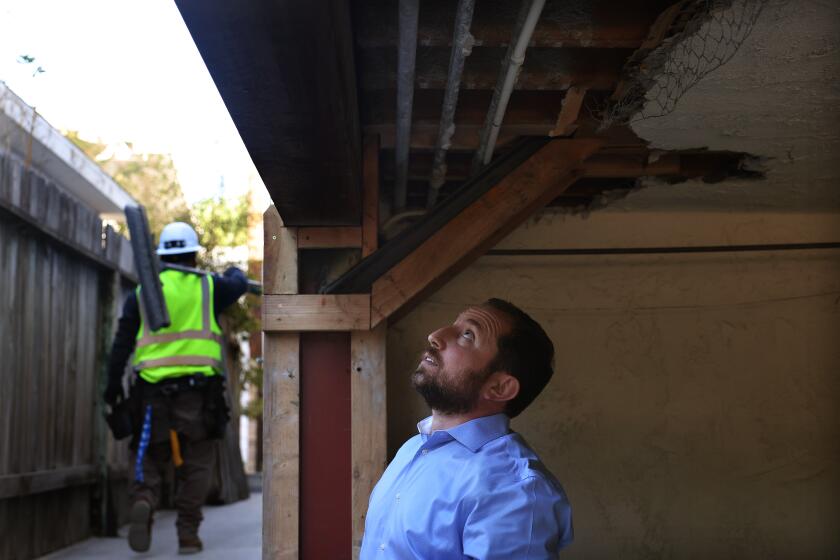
{"left": 178, "top": 535, "right": 203, "bottom": 555}
{"left": 128, "top": 499, "right": 153, "bottom": 552}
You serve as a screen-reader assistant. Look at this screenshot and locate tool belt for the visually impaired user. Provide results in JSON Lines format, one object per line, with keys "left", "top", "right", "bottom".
{"left": 142, "top": 373, "right": 213, "bottom": 397}
{"left": 127, "top": 374, "right": 230, "bottom": 446}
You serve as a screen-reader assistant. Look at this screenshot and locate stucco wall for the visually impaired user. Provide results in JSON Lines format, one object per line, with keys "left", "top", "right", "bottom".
{"left": 385, "top": 209, "right": 840, "bottom": 558}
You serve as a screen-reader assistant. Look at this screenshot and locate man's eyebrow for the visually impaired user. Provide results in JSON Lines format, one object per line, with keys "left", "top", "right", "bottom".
{"left": 461, "top": 317, "right": 483, "bottom": 331}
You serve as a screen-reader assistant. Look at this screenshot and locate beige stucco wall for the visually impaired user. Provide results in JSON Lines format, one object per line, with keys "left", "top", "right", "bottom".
{"left": 385, "top": 209, "right": 840, "bottom": 558}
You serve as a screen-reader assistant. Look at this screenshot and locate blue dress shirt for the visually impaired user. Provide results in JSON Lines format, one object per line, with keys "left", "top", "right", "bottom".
{"left": 360, "top": 413, "right": 573, "bottom": 559}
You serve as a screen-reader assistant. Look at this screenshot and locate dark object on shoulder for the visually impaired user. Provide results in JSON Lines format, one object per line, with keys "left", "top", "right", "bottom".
{"left": 125, "top": 205, "right": 170, "bottom": 331}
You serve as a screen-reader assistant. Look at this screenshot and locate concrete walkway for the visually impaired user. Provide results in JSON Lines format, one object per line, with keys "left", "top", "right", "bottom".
{"left": 40, "top": 492, "right": 261, "bottom": 560}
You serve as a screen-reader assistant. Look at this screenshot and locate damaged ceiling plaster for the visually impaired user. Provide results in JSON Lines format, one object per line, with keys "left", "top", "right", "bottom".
{"left": 612, "top": 0, "right": 840, "bottom": 212}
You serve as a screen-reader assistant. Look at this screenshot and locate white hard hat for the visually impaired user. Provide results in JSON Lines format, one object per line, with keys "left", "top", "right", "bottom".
{"left": 156, "top": 222, "right": 203, "bottom": 255}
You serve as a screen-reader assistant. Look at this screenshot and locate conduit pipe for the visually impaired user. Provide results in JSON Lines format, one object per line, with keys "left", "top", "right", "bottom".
{"left": 427, "top": 0, "right": 475, "bottom": 209}
{"left": 394, "top": 0, "right": 420, "bottom": 211}
{"left": 471, "top": 0, "right": 546, "bottom": 175}
{"left": 381, "top": 209, "right": 428, "bottom": 240}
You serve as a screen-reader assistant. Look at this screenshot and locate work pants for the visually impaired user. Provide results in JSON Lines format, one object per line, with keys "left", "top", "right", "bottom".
{"left": 130, "top": 387, "right": 214, "bottom": 540}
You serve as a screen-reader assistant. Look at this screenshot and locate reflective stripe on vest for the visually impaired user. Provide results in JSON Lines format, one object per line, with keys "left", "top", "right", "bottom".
{"left": 134, "top": 355, "right": 222, "bottom": 370}
{"left": 133, "top": 271, "right": 223, "bottom": 379}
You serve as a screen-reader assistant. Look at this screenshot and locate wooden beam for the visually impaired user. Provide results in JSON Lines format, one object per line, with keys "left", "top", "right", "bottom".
{"left": 362, "top": 89, "right": 567, "bottom": 126}
{"left": 263, "top": 206, "right": 298, "bottom": 294}
{"left": 370, "top": 139, "right": 603, "bottom": 325}
{"left": 358, "top": 47, "right": 626, "bottom": 91}
{"left": 380, "top": 148, "right": 741, "bottom": 183}
{"left": 361, "top": 90, "right": 615, "bottom": 150}
{"left": 0, "top": 465, "right": 97, "bottom": 499}
{"left": 297, "top": 227, "right": 362, "bottom": 249}
{"left": 263, "top": 333, "right": 300, "bottom": 560}
{"left": 263, "top": 295, "right": 371, "bottom": 332}
{"left": 550, "top": 86, "right": 588, "bottom": 137}
{"left": 368, "top": 123, "right": 551, "bottom": 151}
{"left": 354, "top": 0, "right": 659, "bottom": 49}
{"left": 362, "top": 135, "right": 380, "bottom": 258}
{"left": 350, "top": 324, "right": 387, "bottom": 558}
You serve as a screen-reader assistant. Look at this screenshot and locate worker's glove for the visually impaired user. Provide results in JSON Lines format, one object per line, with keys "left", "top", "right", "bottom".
{"left": 103, "top": 379, "right": 123, "bottom": 405}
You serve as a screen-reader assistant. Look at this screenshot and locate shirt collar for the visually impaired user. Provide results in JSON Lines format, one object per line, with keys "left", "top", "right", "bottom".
{"left": 416, "top": 413, "right": 510, "bottom": 453}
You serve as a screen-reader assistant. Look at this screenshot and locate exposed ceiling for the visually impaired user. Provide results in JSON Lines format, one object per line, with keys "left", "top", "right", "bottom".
{"left": 176, "top": 0, "right": 829, "bottom": 230}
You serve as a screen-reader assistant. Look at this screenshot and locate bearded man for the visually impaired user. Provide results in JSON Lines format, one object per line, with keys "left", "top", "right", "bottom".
{"left": 360, "top": 298, "right": 573, "bottom": 559}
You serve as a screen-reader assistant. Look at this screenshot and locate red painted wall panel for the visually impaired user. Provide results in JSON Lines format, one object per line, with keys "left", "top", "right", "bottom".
{"left": 299, "top": 332, "right": 352, "bottom": 559}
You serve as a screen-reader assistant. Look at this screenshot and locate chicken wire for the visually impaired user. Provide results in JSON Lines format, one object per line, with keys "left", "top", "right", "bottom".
{"left": 600, "top": 0, "right": 768, "bottom": 129}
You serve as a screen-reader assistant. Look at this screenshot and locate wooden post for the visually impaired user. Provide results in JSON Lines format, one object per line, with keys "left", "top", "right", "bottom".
{"left": 350, "top": 324, "right": 387, "bottom": 558}
{"left": 263, "top": 333, "right": 300, "bottom": 560}
{"left": 262, "top": 206, "right": 300, "bottom": 560}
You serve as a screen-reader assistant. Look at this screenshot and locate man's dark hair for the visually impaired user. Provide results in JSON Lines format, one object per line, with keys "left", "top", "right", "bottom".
{"left": 483, "top": 298, "right": 554, "bottom": 418}
{"left": 160, "top": 252, "right": 198, "bottom": 266}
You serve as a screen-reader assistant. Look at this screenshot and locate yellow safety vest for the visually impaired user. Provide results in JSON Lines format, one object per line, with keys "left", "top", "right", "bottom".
{"left": 133, "top": 269, "right": 223, "bottom": 383}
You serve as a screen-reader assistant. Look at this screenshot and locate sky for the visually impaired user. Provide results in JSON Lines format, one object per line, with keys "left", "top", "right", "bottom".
{"left": 0, "top": 0, "right": 270, "bottom": 207}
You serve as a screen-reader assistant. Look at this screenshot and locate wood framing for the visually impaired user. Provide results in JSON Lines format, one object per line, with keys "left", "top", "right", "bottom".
{"left": 550, "top": 86, "right": 587, "bottom": 137}
{"left": 262, "top": 333, "right": 300, "bottom": 560}
{"left": 297, "top": 227, "right": 362, "bottom": 249}
{"left": 263, "top": 294, "right": 371, "bottom": 331}
{"left": 262, "top": 171, "right": 384, "bottom": 555}
{"left": 263, "top": 206, "right": 298, "bottom": 294}
{"left": 370, "top": 139, "right": 603, "bottom": 326}
{"left": 362, "top": 134, "right": 380, "bottom": 259}
{"left": 262, "top": 205, "right": 300, "bottom": 560}
{"left": 350, "top": 324, "right": 387, "bottom": 558}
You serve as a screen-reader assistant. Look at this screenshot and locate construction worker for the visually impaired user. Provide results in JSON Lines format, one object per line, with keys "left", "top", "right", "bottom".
{"left": 104, "top": 221, "right": 248, "bottom": 555}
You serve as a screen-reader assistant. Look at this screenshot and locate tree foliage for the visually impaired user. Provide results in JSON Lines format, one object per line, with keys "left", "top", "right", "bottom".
{"left": 192, "top": 193, "right": 250, "bottom": 267}
{"left": 65, "top": 130, "right": 191, "bottom": 237}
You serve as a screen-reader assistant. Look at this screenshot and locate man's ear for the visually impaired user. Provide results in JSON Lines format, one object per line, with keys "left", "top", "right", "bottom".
{"left": 482, "top": 371, "right": 519, "bottom": 403}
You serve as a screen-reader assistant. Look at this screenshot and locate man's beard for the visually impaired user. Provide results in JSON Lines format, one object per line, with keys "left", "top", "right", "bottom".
{"left": 411, "top": 346, "right": 493, "bottom": 415}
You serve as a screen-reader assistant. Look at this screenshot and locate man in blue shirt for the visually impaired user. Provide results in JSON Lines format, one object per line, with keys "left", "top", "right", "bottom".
{"left": 361, "top": 298, "right": 573, "bottom": 559}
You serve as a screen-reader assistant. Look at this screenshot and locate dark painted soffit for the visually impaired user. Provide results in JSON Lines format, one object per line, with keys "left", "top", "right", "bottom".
{"left": 175, "top": 0, "right": 362, "bottom": 226}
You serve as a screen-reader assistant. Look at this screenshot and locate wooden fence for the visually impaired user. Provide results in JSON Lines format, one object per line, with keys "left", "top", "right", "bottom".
{"left": 0, "top": 147, "right": 137, "bottom": 559}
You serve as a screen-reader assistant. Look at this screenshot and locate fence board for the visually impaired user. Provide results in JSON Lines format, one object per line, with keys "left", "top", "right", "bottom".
{"left": 0, "top": 466, "right": 97, "bottom": 500}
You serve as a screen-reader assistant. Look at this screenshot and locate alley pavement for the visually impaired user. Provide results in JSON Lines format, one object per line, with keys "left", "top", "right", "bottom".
{"left": 39, "top": 491, "right": 261, "bottom": 560}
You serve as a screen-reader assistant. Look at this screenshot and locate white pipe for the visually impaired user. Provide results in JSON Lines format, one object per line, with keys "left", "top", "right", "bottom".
{"left": 473, "top": 0, "right": 546, "bottom": 172}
